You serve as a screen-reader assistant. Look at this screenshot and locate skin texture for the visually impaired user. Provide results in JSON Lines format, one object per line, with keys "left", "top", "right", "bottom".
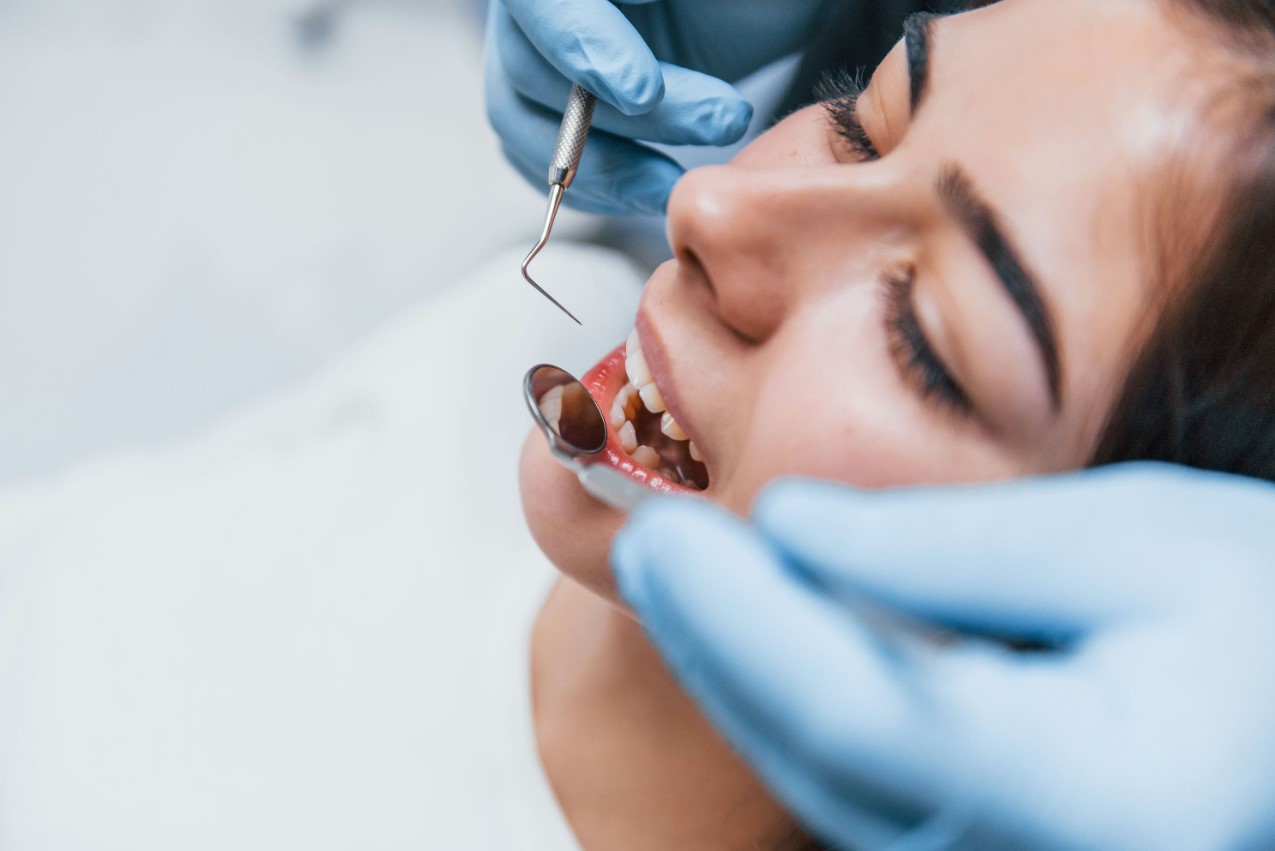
{"left": 520, "top": 0, "right": 1229, "bottom": 847}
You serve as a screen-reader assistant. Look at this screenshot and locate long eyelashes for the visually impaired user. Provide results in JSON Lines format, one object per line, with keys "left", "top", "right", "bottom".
{"left": 883, "top": 267, "right": 970, "bottom": 413}
{"left": 815, "top": 69, "right": 880, "bottom": 161}
{"left": 819, "top": 73, "right": 964, "bottom": 414}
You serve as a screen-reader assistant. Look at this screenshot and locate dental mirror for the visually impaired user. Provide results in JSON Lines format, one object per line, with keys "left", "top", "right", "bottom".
{"left": 524, "top": 364, "right": 655, "bottom": 512}
{"left": 526, "top": 365, "right": 607, "bottom": 458}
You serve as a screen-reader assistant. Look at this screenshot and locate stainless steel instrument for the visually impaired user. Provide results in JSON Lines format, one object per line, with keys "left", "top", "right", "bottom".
{"left": 521, "top": 85, "right": 597, "bottom": 325}
{"left": 524, "top": 364, "right": 654, "bottom": 511}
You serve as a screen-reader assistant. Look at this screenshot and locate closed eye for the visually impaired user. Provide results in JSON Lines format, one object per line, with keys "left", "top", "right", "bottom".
{"left": 815, "top": 70, "right": 880, "bottom": 162}
{"left": 883, "top": 266, "right": 970, "bottom": 414}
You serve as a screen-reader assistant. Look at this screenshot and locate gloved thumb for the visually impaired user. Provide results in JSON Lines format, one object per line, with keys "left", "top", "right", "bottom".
{"left": 750, "top": 464, "right": 1209, "bottom": 644}
{"left": 610, "top": 495, "right": 958, "bottom": 843}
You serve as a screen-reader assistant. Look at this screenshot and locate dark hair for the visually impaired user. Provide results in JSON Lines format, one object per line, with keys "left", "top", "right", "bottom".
{"left": 1091, "top": 1, "right": 1275, "bottom": 480}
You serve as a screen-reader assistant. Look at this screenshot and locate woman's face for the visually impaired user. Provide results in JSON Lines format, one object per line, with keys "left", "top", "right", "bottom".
{"left": 521, "top": 0, "right": 1221, "bottom": 602}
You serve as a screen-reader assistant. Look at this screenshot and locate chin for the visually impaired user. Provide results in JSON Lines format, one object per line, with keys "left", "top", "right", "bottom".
{"left": 519, "top": 427, "right": 629, "bottom": 605}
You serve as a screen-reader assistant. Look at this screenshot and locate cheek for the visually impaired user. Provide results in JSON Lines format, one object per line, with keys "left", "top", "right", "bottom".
{"left": 721, "top": 390, "right": 986, "bottom": 507}
{"left": 518, "top": 429, "right": 627, "bottom": 605}
{"left": 715, "top": 314, "right": 1016, "bottom": 505}
{"left": 714, "top": 332, "right": 931, "bottom": 508}
{"left": 722, "top": 391, "right": 936, "bottom": 507}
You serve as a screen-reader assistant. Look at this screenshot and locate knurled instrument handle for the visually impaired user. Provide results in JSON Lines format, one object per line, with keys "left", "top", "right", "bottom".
{"left": 548, "top": 85, "right": 596, "bottom": 189}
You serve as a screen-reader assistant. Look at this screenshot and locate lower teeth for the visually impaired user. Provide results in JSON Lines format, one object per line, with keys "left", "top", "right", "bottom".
{"left": 632, "top": 445, "right": 660, "bottom": 469}
{"left": 611, "top": 380, "right": 709, "bottom": 490}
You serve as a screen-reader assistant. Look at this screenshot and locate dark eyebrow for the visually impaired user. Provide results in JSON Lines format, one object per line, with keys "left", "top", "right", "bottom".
{"left": 903, "top": 12, "right": 937, "bottom": 113}
{"left": 937, "top": 164, "right": 1064, "bottom": 408}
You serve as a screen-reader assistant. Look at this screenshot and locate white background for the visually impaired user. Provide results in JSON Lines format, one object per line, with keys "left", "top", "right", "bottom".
{"left": 0, "top": 0, "right": 560, "bottom": 485}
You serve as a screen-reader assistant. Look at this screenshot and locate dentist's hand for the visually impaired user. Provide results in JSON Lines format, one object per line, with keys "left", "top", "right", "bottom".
{"left": 612, "top": 464, "right": 1275, "bottom": 851}
{"left": 484, "top": 0, "right": 828, "bottom": 215}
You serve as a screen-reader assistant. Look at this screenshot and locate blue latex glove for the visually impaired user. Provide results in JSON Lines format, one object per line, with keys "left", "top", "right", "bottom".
{"left": 612, "top": 463, "right": 1275, "bottom": 851}
{"left": 484, "top": 0, "right": 830, "bottom": 215}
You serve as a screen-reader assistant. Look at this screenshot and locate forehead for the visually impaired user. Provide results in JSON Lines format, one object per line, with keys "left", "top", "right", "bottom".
{"left": 875, "top": 0, "right": 1218, "bottom": 459}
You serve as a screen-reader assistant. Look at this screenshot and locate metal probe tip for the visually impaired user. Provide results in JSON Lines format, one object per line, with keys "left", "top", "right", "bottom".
{"left": 521, "top": 184, "right": 581, "bottom": 325}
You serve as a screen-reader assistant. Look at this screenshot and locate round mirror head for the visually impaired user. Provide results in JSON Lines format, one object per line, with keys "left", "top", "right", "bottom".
{"left": 524, "top": 365, "right": 608, "bottom": 457}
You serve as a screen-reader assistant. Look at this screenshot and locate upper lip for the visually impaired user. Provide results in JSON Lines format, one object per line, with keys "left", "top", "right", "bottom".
{"left": 633, "top": 310, "right": 704, "bottom": 468}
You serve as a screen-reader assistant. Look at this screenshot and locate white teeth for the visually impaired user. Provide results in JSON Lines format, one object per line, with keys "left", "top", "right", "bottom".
{"left": 624, "top": 330, "right": 671, "bottom": 415}
{"left": 537, "top": 384, "right": 564, "bottom": 427}
{"left": 638, "top": 383, "right": 666, "bottom": 414}
{"left": 660, "top": 411, "right": 687, "bottom": 441}
{"left": 618, "top": 383, "right": 638, "bottom": 413}
{"left": 632, "top": 445, "right": 660, "bottom": 469}
{"left": 618, "top": 420, "right": 638, "bottom": 453}
{"left": 619, "top": 330, "right": 708, "bottom": 486}
{"left": 609, "top": 401, "right": 627, "bottom": 429}
{"left": 625, "top": 345, "right": 653, "bottom": 389}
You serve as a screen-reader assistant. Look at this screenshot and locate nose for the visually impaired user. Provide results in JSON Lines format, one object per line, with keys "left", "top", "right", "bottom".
{"left": 666, "top": 162, "right": 917, "bottom": 342}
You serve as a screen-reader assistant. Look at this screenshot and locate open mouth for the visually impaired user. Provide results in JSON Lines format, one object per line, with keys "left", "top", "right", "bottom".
{"left": 579, "top": 331, "right": 711, "bottom": 494}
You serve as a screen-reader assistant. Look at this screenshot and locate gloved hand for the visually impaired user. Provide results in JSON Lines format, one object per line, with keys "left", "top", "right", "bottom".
{"left": 484, "top": 0, "right": 830, "bottom": 215}
{"left": 611, "top": 463, "right": 1275, "bottom": 851}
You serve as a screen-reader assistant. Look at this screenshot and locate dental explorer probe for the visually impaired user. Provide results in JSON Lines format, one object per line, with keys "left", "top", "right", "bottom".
{"left": 521, "top": 85, "right": 597, "bottom": 325}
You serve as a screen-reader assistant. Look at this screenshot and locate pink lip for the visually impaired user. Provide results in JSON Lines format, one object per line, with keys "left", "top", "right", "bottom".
{"left": 578, "top": 342, "right": 704, "bottom": 497}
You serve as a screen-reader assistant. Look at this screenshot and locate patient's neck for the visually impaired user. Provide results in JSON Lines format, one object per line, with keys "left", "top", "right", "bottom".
{"left": 532, "top": 577, "right": 797, "bottom": 850}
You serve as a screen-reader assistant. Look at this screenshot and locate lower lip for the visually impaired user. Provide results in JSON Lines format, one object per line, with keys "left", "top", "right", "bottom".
{"left": 579, "top": 342, "right": 701, "bottom": 497}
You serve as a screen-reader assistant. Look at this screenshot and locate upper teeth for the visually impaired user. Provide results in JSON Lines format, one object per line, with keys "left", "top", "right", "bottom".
{"left": 625, "top": 331, "right": 654, "bottom": 388}
{"left": 638, "top": 383, "right": 666, "bottom": 414}
{"left": 627, "top": 330, "right": 668, "bottom": 416}
{"left": 660, "top": 411, "right": 686, "bottom": 441}
{"left": 622, "top": 330, "right": 702, "bottom": 466}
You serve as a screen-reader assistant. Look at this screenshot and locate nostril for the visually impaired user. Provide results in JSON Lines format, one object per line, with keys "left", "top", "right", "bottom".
{"left": 665, "top": 165, "right": 783, "bottom": 344}
{"left": 679, "top": 246, "right": 769, "bottom": 347}
{"left": 678, "top": 246, "right": 713, "bottom": 298}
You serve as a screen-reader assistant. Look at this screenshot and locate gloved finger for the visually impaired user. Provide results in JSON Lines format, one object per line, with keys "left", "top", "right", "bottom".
{"left": 497, "top": 113, "right": 682, "bottom": 215}
{"left": 611, "top": 499, "right": 1108, "bottom": 846}
{"left": 496, "top": 9, "right": 751, "bottom": 146}
{"left": 486, "top": 37, "right": 683, "bottom": 214}
{"left": 842, "top": 638, "right": 1111, "bottom": 847}
{"left": 499, "top": 135, "right": 675, "bottom": 216}
{"left": 499, "top": 0, "right": 664, "bottom": 115}
{"left": 610, "top": 499, "right": 969, "bottom": 845}
{"left": 750, "top": 468, "right": 1189, "bottom": 643}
